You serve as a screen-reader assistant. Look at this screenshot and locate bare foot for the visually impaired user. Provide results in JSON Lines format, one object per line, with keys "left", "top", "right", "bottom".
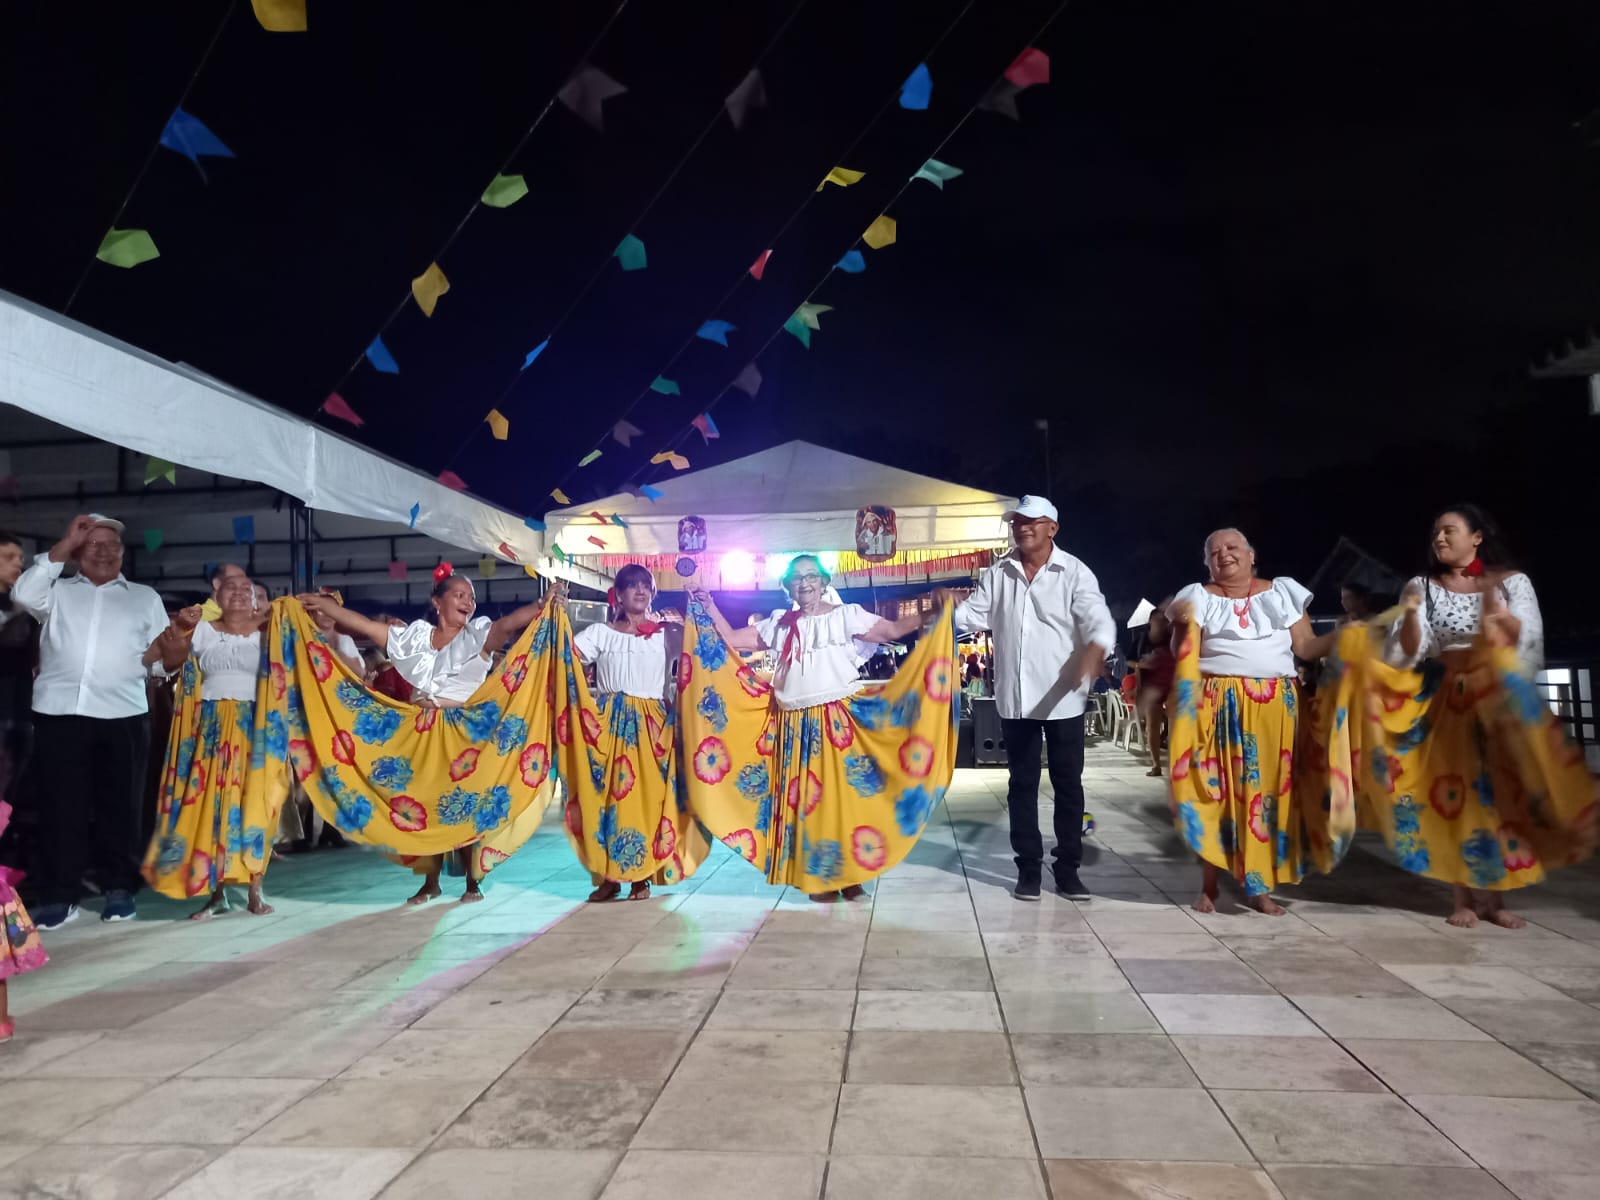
{"left": 460, "top": 885, "right": 485, "bottom": 904}
{"left": 406, "top": 883, "right": 442, "bottom": 906}
{"left": 246, "top": 894, "right": 274, "bottom": 916}
{"left": 809, "top": 891, "right": 840, "bottom": 903}
{"left": 587, "top": 881, "right": 622, "bottom": 903}
{"left": 841, "top": 884, "right": 868, "bottom": 901}
{"left": 1447, "top": 906, "right": 1479, "bottom": 928}
{"left": 1480, "top": 898, "right": 1526, "bottom": 929}
{"left": 627, "top": 882, "right": 651, "bottom": 902}
{"left": 1250, "top": 894, "right": 1287, "bottom": 916}
{"left": 189, "top": 889, "right": 228, "bottom": 921}
{"left": 1193, "top": 891, "right": 1217, "bottom": 914}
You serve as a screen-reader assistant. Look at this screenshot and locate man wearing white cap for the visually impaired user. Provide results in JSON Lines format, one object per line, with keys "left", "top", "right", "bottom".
{"left": 954, "top": 496, "right": 1115, "bottom": 901}
{"left": 12, "top": 514, "right": 183, "bottom": 927}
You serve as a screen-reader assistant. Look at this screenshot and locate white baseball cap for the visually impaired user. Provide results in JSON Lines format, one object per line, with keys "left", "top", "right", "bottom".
{"left": 86, "top": 513, "right": 126, "bottom": 534}
{"left": 1003, "top": 495, "right": 1058, "bottom": 522}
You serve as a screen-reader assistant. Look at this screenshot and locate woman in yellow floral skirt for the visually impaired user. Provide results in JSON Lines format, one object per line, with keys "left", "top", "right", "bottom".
{"left": 1, "top": 799, "right": 48, "bottom": 1042}
{"left": 564, "top": 564, "right": 709, "bottom": 901}
{"left": 683, "top": 555, "right": 956, "bottom": 902}
{"left": 1358, "top": 505, "right": 1597, "bottom": 927}
{"left": 1168, "top": 529, "right": 1344, "bottom": 914}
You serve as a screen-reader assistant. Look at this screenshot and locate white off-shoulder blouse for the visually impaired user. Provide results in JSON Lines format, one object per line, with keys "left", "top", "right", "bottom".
{"left": 192, "top": 622, "right": 261, "bottom": 702}
{"left": 1171, "top": 577, "right": 1311, "bottom": 679}
{"left": 386, "top": 616, "right": 493, "bottom": 703}
{"left": 573, "top": 622, "right": 670, "bottom": 701}
{"left": 755, "top": 603, "right": 879, "bottom": 710}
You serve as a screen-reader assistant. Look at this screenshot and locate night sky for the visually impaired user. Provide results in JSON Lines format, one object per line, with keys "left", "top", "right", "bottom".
{"left": 4, "top": 2, "right": 1600, "bottom": 642}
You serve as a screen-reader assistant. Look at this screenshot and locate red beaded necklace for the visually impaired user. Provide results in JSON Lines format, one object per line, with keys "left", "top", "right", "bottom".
{"left": 1224, "top": 581, "right": 1255, "bottom": 629}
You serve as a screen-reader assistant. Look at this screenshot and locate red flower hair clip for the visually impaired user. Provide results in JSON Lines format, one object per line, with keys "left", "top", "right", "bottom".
{"left": 433, "top": 562, "right": 454, "bottom": 583}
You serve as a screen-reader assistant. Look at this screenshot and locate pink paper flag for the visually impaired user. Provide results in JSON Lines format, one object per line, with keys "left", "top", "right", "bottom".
{"left": 497, "top": 541, "right": 516, "bottom": 561}
{"left": 612, "top": 419, "right": 642, "bottom": 447}
{"left": 388, "top": 560, "right": 407, "bottom": 581}
{"left": 731, "top": 363, "right": 762, "bottom": 397}
{"left": 749, "top": 249, "right": 772, "bottom": 280}
{"left": 438, "top": 470, "right": 468, "bottom": 491}
{"left": 1004, "top": 47, "right": 1050, "bottom": 88}
{"left": 587, "top": 535, "right": 607, "bottom": 550}
{"left": 322, "top": 392, "right": 364, "bottom": 427}
{"left": 691, "top": 413, "right": 720, "bottom": 442}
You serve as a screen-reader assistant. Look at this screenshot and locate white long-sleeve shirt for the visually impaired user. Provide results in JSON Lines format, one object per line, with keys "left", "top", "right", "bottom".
{"left": 953, "top": 545, "right": 1116, "bottom": 720}
{"left": 12, "top": 553, "right": 170, "bottom": 718}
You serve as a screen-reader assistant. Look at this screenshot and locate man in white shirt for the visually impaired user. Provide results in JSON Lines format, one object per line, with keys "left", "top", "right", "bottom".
{"left": 12, "top": 514, "right": 181, "bottom": 928}
{"left": 954, "top": 496, "right": 1115, "bottom": 901}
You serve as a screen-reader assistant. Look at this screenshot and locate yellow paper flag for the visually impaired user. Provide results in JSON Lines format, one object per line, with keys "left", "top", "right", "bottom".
{"left": 478, "top": 556, "right": 498, "bottom": 578}
{"left": 552, "top": 488, "right": 571, "bottom": 504}
{"left": 486, "top": 409, "right": 509, "bottom": 440}
{"left": 818, "top": 166, "right": 865, "bottom": 191}
{"left": 863, "top": 214, "right": 898, "bottom": 249}
{"left": 651, "top": 451, "right": 691, "bottom": 471}
{"left": 524, "top": 564, "right": 541, "bottom": 579}
{"left": 411, "top": 262, "right": 450, "bottom": 317}
{"left": 250, "top": 0, "right": 307, "bottom": 32}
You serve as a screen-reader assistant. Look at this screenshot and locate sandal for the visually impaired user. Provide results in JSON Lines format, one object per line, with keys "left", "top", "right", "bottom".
{"left": 587, "top": 881, "right": 623, "bottom": 903}
{"left": 627, "top": 882, "right": 651, "bottom": 902}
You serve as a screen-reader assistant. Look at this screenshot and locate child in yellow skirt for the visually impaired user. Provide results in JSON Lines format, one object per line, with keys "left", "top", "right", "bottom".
{"left": 1, "top": 800, "right": 49, "bottom": 1041}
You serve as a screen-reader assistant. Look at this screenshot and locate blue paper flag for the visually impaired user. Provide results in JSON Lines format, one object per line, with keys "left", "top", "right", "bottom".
{"left": 366, "top": 336, "right": 399, "bottom": 375}
{"left": 159, "top": 108, "right": 235, "bottom": 175}
{"left": 696, "top": 319, "right": 736, "bottom": 346}
{"left": 639, "top": 484, "right": 665, "bottom": 501}
{"left": 408, "top": 503, "right": 420, "bottom": 529}
{"left": 522, "top": 339, "right": 549, "bottom": 370}
{"left": 524, "top": 516, "right": 547, "bottom": 532}
{"left": 232, "top": 515, "right": 254, "bottom": 545}
{"left": 899, "top": 64, "right": 932, "bottom": 111}
{"left": 836, "top": 250, "right": 866, "bottom": 274}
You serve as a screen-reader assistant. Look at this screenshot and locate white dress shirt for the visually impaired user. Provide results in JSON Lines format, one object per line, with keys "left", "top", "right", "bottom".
{"left": 12, "top": 553, "right": 171, "bottom": 719}
{"left": 954, "top": 545, "right": 1116, "bottom": 720}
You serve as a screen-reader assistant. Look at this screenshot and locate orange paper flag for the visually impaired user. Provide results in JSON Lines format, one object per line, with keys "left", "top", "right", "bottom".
{"left": 486, "top": 409, "right": 509, "bottom": 440}
{"left": 552, "top": 488, "right": 570, "bottom": 504}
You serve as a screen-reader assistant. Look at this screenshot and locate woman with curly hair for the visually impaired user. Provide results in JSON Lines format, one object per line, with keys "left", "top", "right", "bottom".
{"left": 683, "top": 555, "right": 957, "bottom": 902}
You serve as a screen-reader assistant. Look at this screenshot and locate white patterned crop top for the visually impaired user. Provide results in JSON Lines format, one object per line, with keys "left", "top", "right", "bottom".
{"left": 1386, "top": 574, "right": 1544, "bottom": 674}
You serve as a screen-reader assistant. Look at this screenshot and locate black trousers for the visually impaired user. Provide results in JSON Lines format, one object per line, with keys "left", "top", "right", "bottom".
{"left": 27, "top": 712, "right": 150, "bottom": 906}
{"left": 1001, "top": 714, "right": 1086, "bottom": 873}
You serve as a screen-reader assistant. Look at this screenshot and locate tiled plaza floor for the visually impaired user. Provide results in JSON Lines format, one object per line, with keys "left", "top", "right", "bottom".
{"left": 3, "top": 744, "right": 1599, "bottom": 1199}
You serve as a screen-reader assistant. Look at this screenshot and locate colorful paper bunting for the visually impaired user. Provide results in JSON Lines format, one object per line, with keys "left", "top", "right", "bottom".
{"left": 978, "top": 80, "right": 1023, "bottom": 121}
{"left": 863, "top": 215, "right": 897, "bottom": 250}
{"left": 558, "top": 64, "right": 628, "bottom": 132}
{"left": 551, "top": 545, "right": 568, "bottom": 563}
{"left": 523, "top": 517, "right": 547, "bottom": 535}
{"left": 551, "top": 488, "right": 570, "bottom": 504}
{"left": 749, "top": 249, "right": 772, "bottom": 279}
{"left": 389, "top": 560, "right": 407, "bottom": 581}
{"left": 159, "top": 109, "right": 234, "bottom": 176}
{"left": 912, "top": 158, "right": 964, "bottom": 189}
{"left": 524, "top": 564, "right": 541, "bottom": 578}
{"left": 321, "top": 392, "right": 364, "bottom": 427}
{"left": 144, "top": 456, "right": 176, "bottom": 486}
{"left": 622, "top": 485, "right": 644, "bottom": 499}
{"left": 486, "top": 409, "right": 509, "bottom": 440}
{"left": 497, "top": 542, "right": 516, "bottom": 561}
{"left": 411, "top": 262, "right": 450, "bottom": 317}
{"left": 796, "top": 302, "right": 833, "bottom": 330}
{"left": 366, "top": 336, "right": 399, "bottom": 374}
{"left": 579, "top": 449, "right": 602, "bottom": 467}
{"left": 836, "top": 250, "right": 866, "bottom": 274}
{"left": 651, "top": 451, "right": 691, "bottom": 471}
{"left": 640, "top": 484, "right": 665, "bottom": 501}
{"left": 691, "top": 413, "right": 720, "bottom": 442}
{"left": 899, "top": 63, "right": 932, "bottom": 110}
{"left": 610, "top": 514, "right": 629, "bottom": 528}
{"left": 250, "top": 0, "right": 306, "bottom": 33}
{"left": 96, "top": 229, "right": 159, "bottom": 269}
{"left": 732, "top": 363, "right": 762, "bottom": 397}
{"left": 819, "top": 167, "right": 865, "bottom": 191}
{"left": 143, "top": 529, "right": 164, "bottom": 553}
{"left": 438, "top": 470, "right": 468, "bottom": 491}
{"left": 614, "top": 234, "right": 647, "bottom": 271}
{"left": 586, "top": 535, "right": 607, "bottom": 550}
{"left": 588, "top": 511, "right": 608, "bottom": 524}
{"left": 783, "top": 314, "right": 812, "bottom": 348}
{"left": 481, "top": 173, "right": 529, "bottom": 208}
{"left": 478, "top": 556, "right": 498, "bottom": 578}
{"left": 696, "top": 319, "right": 735, "bottom": 346}
{"left": 1005, "top": 47, "right": 1051, "bottom": 88}
{"left": 408, "top": 503, "right": 420, "bottom": 528}
{"left": 612, "top": 419, "right": 642, "bottom": 447}
{"left": 522, "top": 338, "right": 549, "bottom": 369}
{"left": 724, "top": 68, "right": 767, "bottom": 130}
{"left": 233, "top": 515, "right": 255, "bottom": 545}
{"left": 650, "top": 376, "right": 680, "bottom": 396}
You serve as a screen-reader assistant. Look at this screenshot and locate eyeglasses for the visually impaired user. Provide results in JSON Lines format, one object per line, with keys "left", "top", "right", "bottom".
{"left": 790, "top": 573, "right": 823, "bottom": 585}
{"left": 82, "top": 539, "right": 123, "bottom": 554}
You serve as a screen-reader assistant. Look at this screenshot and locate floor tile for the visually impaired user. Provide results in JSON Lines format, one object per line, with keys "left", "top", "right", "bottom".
{"left": 409, "top": 987, "right": 582, "bottom": 1032}
{"left": 183, "top": 1019, "right": 401, "bottom": 1079}
{"left": 1268, "top": 1164, "right": 1517, "bottom": 1199}
{"left": 1117, "top": 958, "right": 1276, "bottom": 995}
{"left": 632, "top": 1079, "right": 839, "bottom": 1153}
{"left": 980, "top": 932, "right": 1108, "bottom": 958}
{"left": 554, "top": 989, "right": 719, "bottom": 1031}
{"left": 514, "top": 1028, "right": 693, "bottom": 1082}
{"left": 988, "top": 957, "right": 1132, "bottom": 993}
{"left": 1337, "top": 936, "right": 1489, "bottom": 966}
{"left": 1525, "top": 967, "right": 1600, "bottom": 1004}
{"left": 997, "top": 990, "right": 1160, "bottom": 1034}
{"left": 727, "top": 956, "right": 862, "bottom": 990}
{"left": 161, "top": 1146, "right": 416, "bottom": 1200}
{"left": 833, "top": 1084, "right": 1034, "bottom": 1157}
{"left": 1444, "top": 1000, "right": 1600, "bottom": 1045}
{"left": 1011, "top": 1033, "right": 1197, "bottom": 1088}
{"left": 246, "top": 1078, "right": 486, "bottom": 1147}
{"left": 829, "top": 1155, "right": 1048, "bottom": 1200}
{"left": 604, "top": 1150, "right": 824, "bottom": 1200}
{"left": 26, "top": 1031, "right": 247, "bottom": 1078}
{"left": 1493, "top": 1171, "right": 1600, "bottom": 1199}
{"left": 862, "top": 931, "right": 986, "bottom": 958}
{"left": 57, "top": 1075, "right": 320, "bottom": 1145}
{"left": 1174, "top": 1036, "right": 1383, "bottom": 1092}
{"left": 853, "top": 990, "right": 1003, "bottom": 1032}
{"left": 1385, "top": 965, "right": 1574, "bottom": 1003}
{"left": 1213, "top": 1090, "right": 1473, "bottom": 1166}
{"left": 1025, "top": 1086, "right": 1250, "bottom": 1161}
{"left": 384, "top": 1149, "right": 619, "bottom": 1200}
{"left": 3, "top": 1144, "right": 218, "bottom": 1200}
{"left": 1081, "top": 909, "right": 1205, "bottom": 935}
{"left": 1143, "top": 993, "right": 1323, "bottom": 1037}
{"left": 848, "top": 1032, "right": 1016, "bottom": 1085}
{"left": 677, "top": 1030, "right": 848, "bottom": 1083}
{"left": 1245, "top": 956, "right": 1420, "bottom": 997}
{"left": 707, "top": 988, "right": 857, "bottom": 1031}
{"left": 1407, "top": 1095, "right": 1600, "bottom": 1172}
{"left": 0, "top": 1031, "right": 105, "bottom": 1078}
{"left": 1046, "top": 1160, "right": 1282, "bottom": 1200}
{"left": 438, "top": 1077, "right": 660, "bottom": 1149}
{"left": 857, "top": 956, "right": 994, "bottom": 991}
{"left": 1098, "top": 933, "right": 1238, "bottom": 961}
{"left": 1342, "top": 1039, "right": 1582, "bottom": 1098}
{"left": 1509, "top": 1044, "right": 1600, "bottom": 1099}
{"left": 1292, "top": 995, "right": 1492, "bottom": 1040}
{"left": 339, "top": 1027, "right": 540, "bottom": 1081}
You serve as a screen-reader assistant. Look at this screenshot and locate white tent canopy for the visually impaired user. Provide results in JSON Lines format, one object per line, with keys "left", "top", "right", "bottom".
{"left": 546, "top": 441, "right": 1019, "bottom": 557}
{"left": 0, "top": 288, "right": 607, "bottom": 592}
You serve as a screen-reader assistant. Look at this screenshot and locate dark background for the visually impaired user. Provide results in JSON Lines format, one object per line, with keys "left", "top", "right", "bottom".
{"left": 4, "top": 1, "right": 1599, "bottom": 642}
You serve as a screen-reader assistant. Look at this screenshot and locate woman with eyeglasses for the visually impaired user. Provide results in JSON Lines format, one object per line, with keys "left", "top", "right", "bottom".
{"left": 683, "top": 555, "right": 958, "bottom": 902}
{"left": 144, "top": 572, "right": 277, "bottom": 918}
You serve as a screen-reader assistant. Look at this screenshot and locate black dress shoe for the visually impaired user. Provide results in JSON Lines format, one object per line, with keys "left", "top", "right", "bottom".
{"left": 1013, "top": 871, "right": 1042, "bottom": 902}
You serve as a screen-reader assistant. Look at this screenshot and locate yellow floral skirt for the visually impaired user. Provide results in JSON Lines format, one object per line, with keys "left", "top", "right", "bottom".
{"left": 1352, "top": 638, "right": 1598, "bottom": 890}
{"left": 680, "top": 603, "right": 958, "bottom": 892}
{"left": 559, "top": 694, "right": 709, "bottom": 886}
{"left": 144, "top": 660, "right": 276, "bottom": 899}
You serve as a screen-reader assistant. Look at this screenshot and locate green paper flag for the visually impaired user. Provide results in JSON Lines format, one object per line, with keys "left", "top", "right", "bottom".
{"left": 143, "top": 529, "right": 163, "bottom": 553}
{"left": 614, "top": 234, "right": 647, "bottom": 271}
{"left": 481, "top": 173, "right": 529, "bottom": 208}
{"left": 912, "top": 159, "right": 964, "bottom": 189}
{"left": 96, "top": 229, "right": 160, "bottom": 269}
{"left": 783, "top": 314, "right": 812, "bottom": 348}
{"left": 579, "top": 449, "right": 602, "bottom": 467}
{"left": 144, "top": 456, "right": 177, "bottom": 486}
{"left": 796, "top": 302, "right": 833, "bottom": 330}
{"left": 650, "top": 376, "right": 680, "bottom": 395}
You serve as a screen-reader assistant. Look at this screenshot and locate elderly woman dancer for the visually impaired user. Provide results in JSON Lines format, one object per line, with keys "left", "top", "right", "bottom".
{"left": 1168, "top": 528, "right": 1344, "bottom": 914}
{"left": 1360, "top": 505, "right": 1598, "bottom": 927}
{"left": 684, "top": 555, "right": 958, "bottom": 902}
{"left": 144, "top": 572, "right": 277, "bottom": 916}
{"left": 299, "top": 564, "right": 551, "bottom": 903}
